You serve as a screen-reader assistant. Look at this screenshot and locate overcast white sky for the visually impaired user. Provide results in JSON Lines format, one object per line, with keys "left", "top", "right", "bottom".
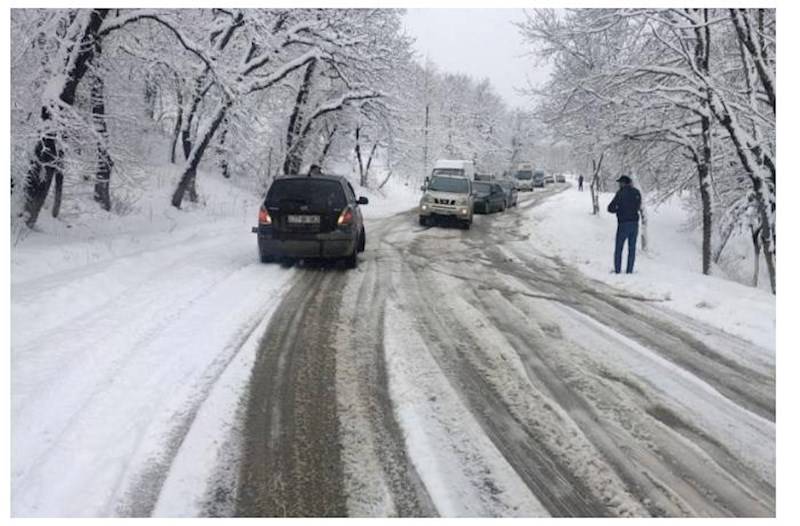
{"left": 402, "top": 8, "right": 551, "bottom": 110}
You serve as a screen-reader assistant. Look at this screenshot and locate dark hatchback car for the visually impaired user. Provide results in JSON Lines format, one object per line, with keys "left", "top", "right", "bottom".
{"left": 497, "top": 180, "right": 518, "bottom": 208}
{"left": 252, "top": 175, "right": 368, "bottom": 268}
{"left": 473, "top": 181, "right": 506, "bottom": 214}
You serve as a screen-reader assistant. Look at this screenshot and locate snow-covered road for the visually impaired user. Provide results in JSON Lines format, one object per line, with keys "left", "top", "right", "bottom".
{"left": 11, "top": 185, "right": 775, "bottom": 517}
{"left": 235, "top": 186, "right": 774, "bottom": 517}
{"left": 11, "top": 217, "right": 295, "bottom": 517}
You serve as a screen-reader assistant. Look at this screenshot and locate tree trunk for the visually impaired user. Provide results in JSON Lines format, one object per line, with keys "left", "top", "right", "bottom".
{"left": 589, "top": 153, "right": 604, "bottom": 215}
{"left": 710, "top": 97, "right": 775, "bottom": 293}
{"left": 317, "top": 123, "right": 337, "bottom": 167}
{"left": 751, "top": 226, "right": 761, "bottom": 287}
{"left": 694, "top": 8, "right": 713, "bottom": 276}
{"left": 282, "top": 59, "right": 317, "bottom": 175}
{"left": 24, "top": 135, "right": 60, "bottom": 226}
{"left": 169, "top": 91, "right": 184, "bottom": 164}
{"left": 217, "top": 117, "right": 230, "bottom": 178}
{"left": 181, "top": 74, "right": 210, "bottom": 161}
{"left": 713, "top": 218, "right": 736, "bottom": 264}
{"left": 51, "top": 171, "right": 63, "bottom": 218}
{"left": 172, "top": 102, "right": 230, "bottom": 208}
{"left": 91, "top": 47, "right": 113, "bottom": 212}
{"left": 362, "top": 141, "right": 378, "bottom": 188}
{"left": 355, "top": 125, "right": 364, "bottom": 184}
{"left": 692, "top": 135, "right": 713, "bottom": 276}
{"left": 22, "top": 9, "right": 109, "bottom": 227}
{"left": 423, "top": 103, "right": 430, "bottom": 181}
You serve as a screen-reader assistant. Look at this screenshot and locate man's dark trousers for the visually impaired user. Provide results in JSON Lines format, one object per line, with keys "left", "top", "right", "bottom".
{"left": 614, "top": 221, "right": 638, "bottom": 273}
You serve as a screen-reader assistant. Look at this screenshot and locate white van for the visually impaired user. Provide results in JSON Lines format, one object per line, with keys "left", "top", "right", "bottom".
{"left": 431, "top": 159, "right": 475, "bottom": 181}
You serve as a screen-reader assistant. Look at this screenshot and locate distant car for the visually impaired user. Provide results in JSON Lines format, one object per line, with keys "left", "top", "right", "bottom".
{"left": 252, "top": 174, "right": 368, "bottom": 268}
{"left": 497, "top": 180, "right": 518, "bottom": 207}
{"left": 555, "top": 173, "right": 566, "bottom": 183}
{"left": 544, "top": 173, "right": 556, "bottom": 184}
{"left": 533, "top": 170, "right": 545, "bottom": 188}
{"left": 472, "top": 181, "right": 506, "bottom": 214}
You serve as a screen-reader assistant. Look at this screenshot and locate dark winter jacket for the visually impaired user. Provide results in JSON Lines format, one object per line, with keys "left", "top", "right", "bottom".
{"left": 607, "top": 185, "right": 642, "bottom": 223}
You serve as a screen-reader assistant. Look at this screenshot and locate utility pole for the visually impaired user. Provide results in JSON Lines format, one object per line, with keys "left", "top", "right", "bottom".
{"left": 423, "top": 103, "right": 430, "bottom": 185}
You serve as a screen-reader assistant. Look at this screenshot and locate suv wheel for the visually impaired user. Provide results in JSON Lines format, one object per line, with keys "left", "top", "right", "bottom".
{"left": 462, "top": 220, "right": 471, "bottom": 230}
{"left": 419, "top": 215, "right": 428, "bottom": 226}
{"left": 358, "top": 229, "right": 366, "bottom": 252}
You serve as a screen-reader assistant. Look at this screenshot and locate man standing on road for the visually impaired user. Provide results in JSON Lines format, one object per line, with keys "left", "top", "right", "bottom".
{"left": 578, "top": 174, "right": 584, "bottom": 191}
{"left": 607, "top": 175, "right": 642, "bottom": 274}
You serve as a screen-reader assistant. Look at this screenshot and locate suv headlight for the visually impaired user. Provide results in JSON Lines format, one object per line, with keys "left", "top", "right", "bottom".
{"left": 456, "top": 197, "right": 469, "bottom": 206}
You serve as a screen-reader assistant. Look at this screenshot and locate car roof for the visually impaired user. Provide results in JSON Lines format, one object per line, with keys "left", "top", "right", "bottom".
{"left": 274, "top": 174, "right": 348, "bottom": 184}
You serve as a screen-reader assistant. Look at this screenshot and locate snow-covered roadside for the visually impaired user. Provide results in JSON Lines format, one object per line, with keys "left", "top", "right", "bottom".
{"left": 358, "top": 176, "right": 419, "bottom": 220}
{"left": 10, "top": 168, "right": 294, "bottom": 516}
{"left": 519, "top": 186, "right": 775, "bottom": 351}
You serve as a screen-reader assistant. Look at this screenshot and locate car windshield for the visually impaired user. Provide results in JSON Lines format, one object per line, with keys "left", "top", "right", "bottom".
{"left": 428, "top": 176, "right": 470, "bottom": 193}
{"left": 432, "top": 168, "right": 465, "bottom": 177}
{"left": 515, "top": 171, "right": 532, "bottom": 180}
{"left": 473, "top": 182, "right": 492, "bottom": 196}
{"left": 265, "top": 178, "right": 346, "bottom": 209}
{"left": 534, "top": 170, "right": 545, "bottom": 178}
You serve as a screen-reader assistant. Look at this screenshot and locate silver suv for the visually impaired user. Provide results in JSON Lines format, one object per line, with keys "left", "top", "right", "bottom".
{"left": 419, "top": 175, "right": 474, "bottom": 229}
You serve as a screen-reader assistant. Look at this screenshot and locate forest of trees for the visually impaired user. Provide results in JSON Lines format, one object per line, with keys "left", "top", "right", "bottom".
{"left": 10, "top": 8, "right": 776, "bottom": 292}
{"left": 10, "top": 8, "right": 531, "bottom": 230}
{"left": 518, "top": 8, "right": 776, "bottom": 292}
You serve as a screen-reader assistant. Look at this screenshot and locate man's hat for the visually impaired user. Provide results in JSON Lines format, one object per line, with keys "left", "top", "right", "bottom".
{"left": 616, "top": 175, "right": 632, "bottom": 184}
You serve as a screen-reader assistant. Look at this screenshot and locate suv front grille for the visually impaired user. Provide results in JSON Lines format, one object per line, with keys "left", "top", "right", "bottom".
{"left": 434, "top": 198, "right": 456, "bottom": 205}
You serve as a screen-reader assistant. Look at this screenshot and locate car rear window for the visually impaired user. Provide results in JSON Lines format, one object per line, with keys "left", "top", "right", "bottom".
{"left": 266, "top": 179, "right": 346, "bottom": 209}
{"left": 473, "top": 182, "right": 491, "bottom": 196}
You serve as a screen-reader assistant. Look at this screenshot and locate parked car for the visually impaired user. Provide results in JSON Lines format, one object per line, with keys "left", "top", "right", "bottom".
{"left": 533, "top": 169, "right": 545, "bottom": 188}
{"left": 472, "top": 181, "right": 507, "bottom": 214}
{"left": 555, "top": 173, "right": 566, "bottom": 183}
{"left": 419, "top": 174, "right": 474, "bottom": 229}
{"left": 497, "top": 180, "right": 518, "bottom": 207}
{"left": 544, "top": 173, "right": 556, "bottom": 184}
{"left": 252, "top": 174, "right": 368, "bottom": 268}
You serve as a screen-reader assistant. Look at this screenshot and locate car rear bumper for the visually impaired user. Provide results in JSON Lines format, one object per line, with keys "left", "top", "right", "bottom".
{"left": 253, "top": 227, "right": 356, "bottom": 258}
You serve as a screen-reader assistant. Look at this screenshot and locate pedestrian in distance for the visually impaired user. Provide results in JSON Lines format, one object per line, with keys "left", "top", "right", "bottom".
{"left": 578, "top": 174, "right": 584, "bottom": 191}
{"left": 607, "top": 175, "right": 642, "bottom": 274}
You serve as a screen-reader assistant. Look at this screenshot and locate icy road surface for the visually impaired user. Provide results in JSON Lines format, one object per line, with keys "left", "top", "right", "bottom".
{"left": 234, "top": 187, "right": 774, "bottom": 518}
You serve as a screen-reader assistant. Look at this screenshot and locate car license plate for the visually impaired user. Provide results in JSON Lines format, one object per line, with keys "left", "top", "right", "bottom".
{"left": 287, "top": 214, "right": 320, "bottom": 224}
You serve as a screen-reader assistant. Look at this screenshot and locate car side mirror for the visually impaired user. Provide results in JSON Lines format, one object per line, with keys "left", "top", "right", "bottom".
{"left": 357, "top": 196, "right": 369, "bottom": 205}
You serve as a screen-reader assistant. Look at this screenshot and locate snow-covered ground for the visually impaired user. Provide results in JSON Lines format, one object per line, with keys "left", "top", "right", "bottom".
{"left": 522, "top": 181, "right": 775, "bottom": 351}
{"left": 10, "top": 166, "right": 296, "bottom": 517}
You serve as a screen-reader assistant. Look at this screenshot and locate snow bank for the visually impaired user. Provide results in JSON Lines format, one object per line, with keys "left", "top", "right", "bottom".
{"left": 10, "top": 165, "right": 294, "bottom": 517}
{"left": 358, "top": 176, "right": 420, "bottom": 220}
{"left": 520, "top": 186, "right": 774, "bottom": 350}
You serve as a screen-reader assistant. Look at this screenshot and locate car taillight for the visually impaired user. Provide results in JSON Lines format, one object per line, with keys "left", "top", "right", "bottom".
{"left": 337, "top": 207, "right": 354, "bottom": 226}
{"left": 258, "top": 206, "right": 271, "bottom": 225}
